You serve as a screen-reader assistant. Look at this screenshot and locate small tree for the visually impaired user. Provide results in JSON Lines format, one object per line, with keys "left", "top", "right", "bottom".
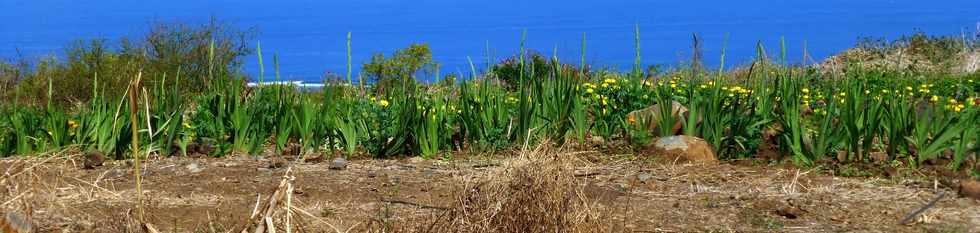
{"left": 361, "top": 43, "right": 436, "bottom": 94}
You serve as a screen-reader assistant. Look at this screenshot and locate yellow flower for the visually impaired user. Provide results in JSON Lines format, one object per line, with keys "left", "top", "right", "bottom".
{"left": 864, "top": 90, "right": 870, "bottom": 95}
{"left": 801, "top": 88, "right": 809, "bottom": 94}
{"left": 699, "top": 84, "right": 707, "bottom": 89}
{"left": 906, "top": 86, "right": 913, "bottom": 91}
{"left": 67, "top": 120, "right": 78, "bottom": 129}
{"left": 603, "top": 78, "right": 617, "bottom": 84}
{"left": 670, "top": 83, "right": 677, "bottom": 88}
{"left": 601, "top": 83, "right": 609, "bottom": 88}
{"left": 370, "top": 96, "right": 377, "bottom": 101}
{"left": 183, "top": 122, "right": 192, "bottom": 129}
{"left": 379, "top": 100, "right": 390, "bottom": 107}
{"left": 930, "top": 95, "right": 939, "bottom": 102}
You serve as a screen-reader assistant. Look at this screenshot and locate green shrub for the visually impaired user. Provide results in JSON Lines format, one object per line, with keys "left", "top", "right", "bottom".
{"left": 361, "top": 43, "right": 436, "bottom": 94}
{"left": 2, "top": 18, "right": 254, "bottom": 107}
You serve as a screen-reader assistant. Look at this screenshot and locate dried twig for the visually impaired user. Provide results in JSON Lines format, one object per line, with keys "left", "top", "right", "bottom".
{"left": 898, "top": 191, "right": 946, "bottom": 225}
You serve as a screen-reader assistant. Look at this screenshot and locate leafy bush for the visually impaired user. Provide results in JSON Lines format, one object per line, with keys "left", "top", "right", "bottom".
{"left": 361, "top": 43, "right": 436, "bottom": 94}
{"left": 1, "top": 18, "right": 254, "bottom": 106}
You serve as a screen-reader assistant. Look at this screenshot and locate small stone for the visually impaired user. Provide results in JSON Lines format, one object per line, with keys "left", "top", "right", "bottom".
{"left": 636, "top": 173, "right": 653, "bottom": 183}
{"left": 2, "top": 211, "right": 31, "bottom": 233}
{"left": 836, "top": 151, "right": 848, "bottom": 162}
{"left": 959, "top": 179, "right": 980, "bottom": 201}
{"left": 775, "top": 205, "right": 804, "bottom": 219}
{"left": 197, "top": 141, "right": 215, "bottom": 155}
{"left": 422, "top": 169, "right": 435, "bottom": 178}
{"left": 330, "top": 157, "right": 348, "bottom": 170}
{"left": 870, "top": 152, "right": 889, "bottom": 164}
{"left": 304, "top": 154, "right": 324, "bottom": 163}
{"left": 185, "top": 163, "right": 204, "bottom": 173}
{"left": 282, "top": 143, "right": 301, "bottom": 156}
{"left": 268, "top": 158, "right": 286, "bottom": 169}
{"left": 82, "top": 151, "right": 105, "bottom": 169}
{"left": 408, "top": 156, "right": 425, "bottom": 163}
{"left": 615, "top": 183, "right": 632, "bottom": 192}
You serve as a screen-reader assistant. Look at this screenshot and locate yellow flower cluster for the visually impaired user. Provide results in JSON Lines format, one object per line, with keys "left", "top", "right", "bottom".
{"left": 727, "top": 85, "right": 751, "bottom": 95}
{"left": 945, "top": 98, "right": 967, "bottom": 112}
{"left": 582, "top": 83, "right": 596, "bottom": 94}
{"left": 368, "top": 95, "right": 391, "bottom": 108}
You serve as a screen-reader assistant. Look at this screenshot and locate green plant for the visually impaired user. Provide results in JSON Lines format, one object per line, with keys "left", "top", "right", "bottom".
{"left": 907, "top": 104, "right": 966, "bottom": 167}
{"left": 293, "top": 95, "right": 318, "bottom": 155}
{"left": 950, "top": 108, "right": 979, "bottom": 170}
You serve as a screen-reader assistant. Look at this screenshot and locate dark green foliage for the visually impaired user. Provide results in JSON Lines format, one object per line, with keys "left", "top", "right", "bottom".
{"left": 0, "top": 18, "right": 253, "bottom": 106}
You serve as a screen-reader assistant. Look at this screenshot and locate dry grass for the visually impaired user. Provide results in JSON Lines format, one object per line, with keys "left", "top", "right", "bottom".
{"left": 2, "top": 144, "right": 979, "bottom": 232}
{"left": 372, "top": 143, "right": 614, "bottom": 233}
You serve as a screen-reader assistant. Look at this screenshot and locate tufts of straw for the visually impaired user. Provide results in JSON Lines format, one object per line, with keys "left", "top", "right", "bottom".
{"left": 377, "top": 143, "right": 613, "bottom": 233}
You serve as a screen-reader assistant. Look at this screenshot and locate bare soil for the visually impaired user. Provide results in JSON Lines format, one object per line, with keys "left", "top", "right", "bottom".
{"left": 1, "top": 150, "right": 979, "bottom": 233}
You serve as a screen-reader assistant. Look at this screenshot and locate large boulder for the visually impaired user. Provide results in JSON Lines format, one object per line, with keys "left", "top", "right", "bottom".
{"left": 649, "top": 135, "right": 718, "bottom": 164}
{"left": 626, "top": 100, "right": 689, "bottom": 135}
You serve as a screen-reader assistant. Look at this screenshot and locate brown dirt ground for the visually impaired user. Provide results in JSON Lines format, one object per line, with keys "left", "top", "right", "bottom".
{"left": 1, "top": 150, "right": 979, "bottom": 233}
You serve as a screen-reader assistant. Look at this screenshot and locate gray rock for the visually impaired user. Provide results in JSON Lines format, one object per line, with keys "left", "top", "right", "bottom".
{"left": 4, "top": 211, "right": 32, "bottom": 233}
{"left": 185, "top": 163, "right": 204, "bottom": 173}
{"left": 330, "top": 157, "right": 348, "bottom": 170}
{"left": 637, "top": 173, "right": 653, "bottom": 183}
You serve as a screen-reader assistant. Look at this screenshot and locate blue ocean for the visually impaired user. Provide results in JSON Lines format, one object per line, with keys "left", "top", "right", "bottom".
{"left": 2, "top": 0, "right": 979, "bottom": 82}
